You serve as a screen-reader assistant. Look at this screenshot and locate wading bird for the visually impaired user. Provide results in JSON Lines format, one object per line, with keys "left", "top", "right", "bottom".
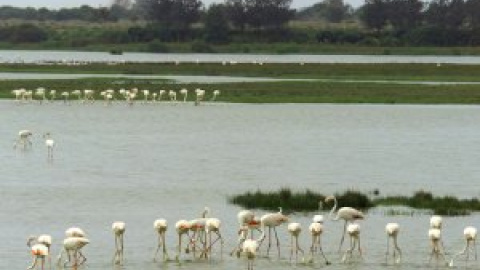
{"left": 308, "top": 216, "right": 330, "bottom": 264}
{"left": 385, "top": 222, "right": 402, "bottom": 264}
{"left": 257, "top": 208, "right": 289, "bottom": 258}
{"left": 428, "top": 228, "right": 447, "bottom": 265}
{"left": 325, "top": 195, "right": 364, "bottom": 252}
{"left": 57, "top": 237, "right": 90, "bottom": 268}
{"left": 174, "top": 219, "right": 191, "bottom": 261}
{"left": 112, "top": 221, "right": 126, "bottom": 265}
{"left": 287, "top": 222, "right": 304, "bottom": 262}
{"left": 43, "top": 133, "right": 55, "bottom": 160}
{"left": 180, "top": 88, "right": 188, "bottom": 102}
{"left": 14, "top": 129, "right": 33, "bottom": 150}
{"left": 449, "top": 226, "right": 477, "bottom": 266}
{"left": 153, "top": 219, "right": 169, "bottom": 262}
{"left": 27, "top": 234, "right": 52, "bottom": 270}
{"left": 342, "top": 223, "right": 362, "bottom": 263}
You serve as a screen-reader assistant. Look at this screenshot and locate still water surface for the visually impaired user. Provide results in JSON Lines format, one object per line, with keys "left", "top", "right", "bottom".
{"left": 1, "top": 101, "right": 480, "bottom": 269}
{"left": 2, "top": 50, "right": 480, "bottom": 64}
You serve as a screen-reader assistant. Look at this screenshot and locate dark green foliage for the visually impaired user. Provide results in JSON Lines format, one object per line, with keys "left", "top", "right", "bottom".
{"left": 374, "top": 190, "right": 480, "bottom": 216}
{"left": 229, "top": 188, "right": 373, "bottom": 212}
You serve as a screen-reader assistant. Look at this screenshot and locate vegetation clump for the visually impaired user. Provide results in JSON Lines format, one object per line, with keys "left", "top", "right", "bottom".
{"left": 373, "top": 190, "right": 480, "bottom": 216}
{"left": 228, "top": 188, "right": 373, "bottom": 212}
{"left": 229, "top": 188, "right": 480, "bottom": 216}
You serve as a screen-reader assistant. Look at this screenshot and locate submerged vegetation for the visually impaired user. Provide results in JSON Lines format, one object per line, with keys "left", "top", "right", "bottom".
{"left": 229, "top": 189, "right": 480, "bottom": 216}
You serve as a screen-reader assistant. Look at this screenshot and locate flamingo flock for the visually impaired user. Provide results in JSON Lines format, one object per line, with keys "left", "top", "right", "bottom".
{"left": 24, "top": 200, "right": 480, "bottom": 270}
{"left": 11, "top": 87, "right": 221, "bottom": 106}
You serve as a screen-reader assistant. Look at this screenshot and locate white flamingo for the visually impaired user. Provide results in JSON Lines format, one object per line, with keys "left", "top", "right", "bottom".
{"left": 14, "top": 129, "right": 33, "bottom": 150}
{"left": 385, "top": 222, "right": 402, "bottom": 264}
{"left": 205, "top": 217, "right": 224, "bottom": 258}
{"left": 174, "top": 219, "right": 191, "bottom": 261}
{"left": 43, "top": 133, "right": 55, "bottom": 160}
{"left": 428, "top": 227, "right": 447, "bottom": 265}
{"left": 430, "top": 215, "right": 442, "bottom": 229}
{"left": 27, "top": 235, "right": 52, "bottom": 270}
{"left": 449, "top": 226, "right": 477, "bottom": 266}
{"left": 142, "top": 89, "right": 150, "bottom": 103}
{"left": 308, "top": 216, "right": 329, "bottom": 264}
{"left": 49, "top": 90, "right": 56, "bottom": 101}
{"left": 180, "top": 88, "right": 188, "bottom": 102}
{"left": 12, "top": 88, "right": 26, "bottom": 103}
{"left": 257, "top": 207, "right": 289, "bottom": 257}
{"left": 342, "top": 223, "right": 362, "bottom": 263}
{"left": 168, "top": 90, "right": 177, "bottom": 102}
{"left": 61, "top": 91, "right": 69, "bottom": 104}
{"left": 195, "top": 88, "right": 205, "bottom": 106}
{"left": 242, "top": 238, "right": 259, "bottom": 270}
{"left": 153, "top": 219, "right": 169, "bottom": 262}
{"left": 112, "top": 221, "right": 126, "bottom": 265}
{"left": 83, "top": 89, "right": 95, "bottom": 103}
{"left": 325, "top": 195, "right": 364, "bottom": 252}
{"left": 287, "top": 222, "right": 304, "bottom": 262}
{"left": 71, "top": 90, "right": 82, "bottom": 101}
{"left": 211, "top": 90, "right": 220, "bottom": 101}
{"left": 28, "top": 242, "right": 49, "bottom": 270}
{"left": 57, "top": 237, "right": 90, "bottom": 268}
{"left": 158, "top": 90, "right": 166, "bottom": 101}
{"left": 35, "top": 87, "right": 47, "bottom": 104}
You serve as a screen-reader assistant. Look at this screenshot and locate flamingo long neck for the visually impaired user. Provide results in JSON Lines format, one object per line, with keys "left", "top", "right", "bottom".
{"left": 328, "top": 197, "right": 338, "bottom": 220}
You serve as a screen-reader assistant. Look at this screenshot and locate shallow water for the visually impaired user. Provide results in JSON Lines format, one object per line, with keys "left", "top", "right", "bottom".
{"left": 2, "top": 50, "right": 480, "bottom": 64}
{"left": 2, "top": 101, "right": 480, "bottom": 269}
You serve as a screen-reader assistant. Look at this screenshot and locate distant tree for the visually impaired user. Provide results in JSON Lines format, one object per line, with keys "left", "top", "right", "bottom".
{"left": 359, "top": 0, "right": 389, "bottom": 31}
{"left": 387, "top": 0, "right": 423, "bottom": 32}
{"left": 245, "top": 0, "right": 295, "bottom": 29}
{"left": 204, "top": 4, "right": 230, "bottom": 44}
{"left": 136, "top": 0, "right": 202, "bottom": 29}
{"left": 323, "top": 0, "right": 352, "bottom": 23}
{"left": 465, "top": 0, "right": 480, "bottom": 28}
{"left": 425, "top": 0, "right": 466, "bottom": 29}
{"left": 225, "top": 0, "right": 248, "bottom": 31}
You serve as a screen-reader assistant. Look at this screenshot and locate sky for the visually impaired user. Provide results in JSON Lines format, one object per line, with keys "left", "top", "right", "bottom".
{"left": 0, "top": 0, "right": 364, "bottom": 10}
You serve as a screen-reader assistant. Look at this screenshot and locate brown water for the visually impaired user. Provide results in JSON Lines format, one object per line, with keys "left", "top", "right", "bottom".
{"left": 2, "top": 101, "right": 480, "bottom": 269}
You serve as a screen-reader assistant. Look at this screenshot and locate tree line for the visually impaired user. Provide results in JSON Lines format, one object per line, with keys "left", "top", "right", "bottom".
{"left": 0, "top": 0, "right": 479, "bottom": 47}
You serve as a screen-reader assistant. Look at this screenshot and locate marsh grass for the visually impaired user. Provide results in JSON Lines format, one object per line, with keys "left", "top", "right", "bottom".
{"left": 373, "top": 190, "right": 480, "bottom": 216}
{"left": 229, "top": 189, "right": 480, "bottom": 216}
{"left": 228, "top": 188, "right": 372, "bottom": 212}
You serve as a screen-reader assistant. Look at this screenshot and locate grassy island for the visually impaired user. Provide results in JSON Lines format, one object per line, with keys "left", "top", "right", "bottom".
{"left": 229, "top": 189, "right": 480, "bottom": 216}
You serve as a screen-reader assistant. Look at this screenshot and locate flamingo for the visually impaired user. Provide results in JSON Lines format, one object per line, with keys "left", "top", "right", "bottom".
{"left": 194, "top": 88, "right": 205, "bottom": 106}
{"left": 28, "top": 242, "right": 49, "bottom": 270}
{"left": 12, "top": 88, "right": 26, "bottom": 103}
{"left": 211, "top": 90, "right": 220, "bottom": 101}
{"left": 308, "top": 217, "right": 330, "bottom": 264}
{"left": 43, "top": 133, "right": 55, "bottom": 160}
{"left": 174, "top": 219, "right": 191, "bottom": 261}
{"left": 430, "top": 215, "right": 442, "bottom": 229}
{"left": 231, "top": 210, "right": 258, "bottom": 256}
{"left": 257, "top": 207, "right": 289, "bottom": 257}
{"left": 385, "top": 222, "right": 402, "bottom": 264}
{"left": 49, "top": 90, "right": 56, "bottom": 101}
{"left": 142, "top": 89, "right": 150, "bottom": 103}
{"left": 428, "top": 227, "right": 447, "bottom": 265}
{"left": 27, "top": 235, "right": 52, "bottom": 270}
{"left": 449, "top": 226, "right": 477, "bottom": 266}
{"left": 112, "top": 221, "right": 126, "bottom": 265}
{"left": 57, "top": 237, "right": 90, "bottom": 268}
{"left": 61, "top": 91, "right": 69, "bottom": 104}
{"left": 158, "top": 90, "right": 166, "bottom": 101}
{"left": 153, "top": 219, "right": 169, "bottom": 262}
{"left": 342, "top": 223, "right": 362, "bottom": 263}
{"left": 35, "top": 87, "right": 47, "bottom": 104}
{"left": 242, "top": 238, "right": 259, "bottom": 270}
{"left": 287, "top": 222, "right": 304, "bottom": 262}
{"left": 14, "top": 129, "right": 33, "bottom": 150}
{"left": 188, "top": 207, "right": 210, "bottom": 258}
{"left": 205, "top": 217, "right": 224, "bottom": 258}
{"left": 180, "top": 88, "right": 188, "bottom": 102}
{"left": 168, "top": 90, "right": 177, "bottom": 102}
{"left": 325, "top": 195, "right": 364, "bottom": 252}
{"left": 71, "top": 90, "right": 82, "bottom": 101}
{"left": 65, "top": 227, "right": 86, "bottom": 238}
{"left": 83, "top": 89, "right": 95, "bottom": 103}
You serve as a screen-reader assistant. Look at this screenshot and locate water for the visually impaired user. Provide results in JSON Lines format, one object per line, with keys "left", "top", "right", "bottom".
{"left": 2, "top": 101, "right": 480, "bottom": 269}
{"left": 2, "top": 50, "right": 480, "bottom": 64}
